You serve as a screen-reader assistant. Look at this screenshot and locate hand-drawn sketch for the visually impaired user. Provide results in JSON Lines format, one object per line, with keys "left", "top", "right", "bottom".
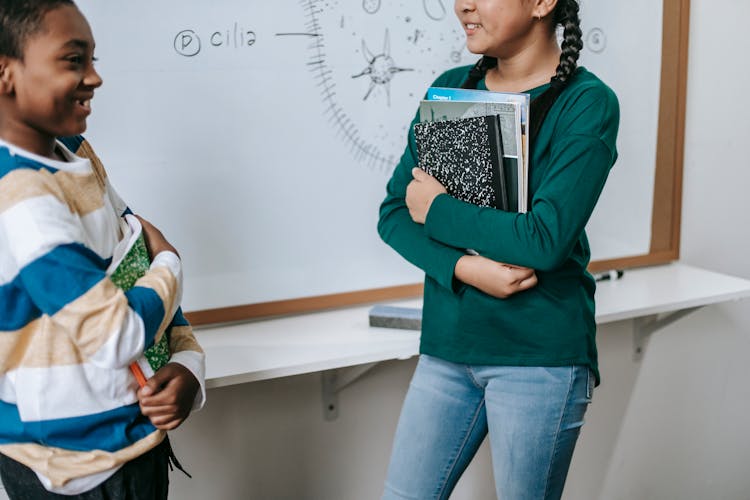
{"left": 423, "top": 0, "right": 447, "bottom": 21}
{"left": 362, "top": 0, "right": 381, "bottom": 14}
{"left": 585, "top": 27, "right": 607, "bottom": 54}
{"left": 450, "top": 45, "right": 465, "bottom": 63}
{"left": 351, "top": 30, "right": 413, "bottom": 105}
{"left": 302, "top": 0, "right": 469, "bottom": 171}
{"left": 174, "top": 30, "right": 201, "bottom": 57}
{"left": 173, "top": 23, "right": 256, "bottom": 57}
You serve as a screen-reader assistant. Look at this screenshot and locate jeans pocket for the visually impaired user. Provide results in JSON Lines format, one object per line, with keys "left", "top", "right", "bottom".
{"left": 586, "top": 368, "right": 595, "bottom": 402}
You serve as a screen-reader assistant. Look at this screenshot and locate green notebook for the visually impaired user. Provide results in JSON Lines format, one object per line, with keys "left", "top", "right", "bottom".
{"left": 109, "top": 232, "right": 170, "bottom": 372}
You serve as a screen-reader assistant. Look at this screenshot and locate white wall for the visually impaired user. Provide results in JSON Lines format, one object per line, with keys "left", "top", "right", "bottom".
{"left": 167, "top": 359, "right": 497, "bottom": 499}
{"left": 167, "top": 2, "right": 750, "bottom": 499}
{"left": 596, "top": 0, "right": 750, "bottom": 498}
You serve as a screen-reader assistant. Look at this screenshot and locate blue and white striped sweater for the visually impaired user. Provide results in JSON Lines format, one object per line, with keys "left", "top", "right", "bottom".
{"left": 0, "top": 137, "right": 204, "bottom": 493}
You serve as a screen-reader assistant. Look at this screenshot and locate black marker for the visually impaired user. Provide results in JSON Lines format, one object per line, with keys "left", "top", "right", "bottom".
{"left": 593, "top": 269, "right": 624, "bottom": 282}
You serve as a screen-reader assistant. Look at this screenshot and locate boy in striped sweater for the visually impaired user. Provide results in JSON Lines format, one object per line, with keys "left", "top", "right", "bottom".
{"left": 0, "top": 1, "right": 205, "bottom": 497}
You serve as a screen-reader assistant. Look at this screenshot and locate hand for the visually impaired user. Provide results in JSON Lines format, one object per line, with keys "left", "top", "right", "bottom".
{"left": 135, "top": 215, "right": 179, "bottom": 259}
{"left": 138, "top": 363, "right": 199, "bottom": 430}
{"left": 405, "top": 168, "right": 447, "bottom": 224}
{"left": 454, "top": 255, "right": 538, "bottom": 299}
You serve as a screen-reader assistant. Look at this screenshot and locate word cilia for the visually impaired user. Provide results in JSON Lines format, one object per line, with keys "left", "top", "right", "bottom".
{"left": 174, "top": 23, "right": 257, "bottom": 57}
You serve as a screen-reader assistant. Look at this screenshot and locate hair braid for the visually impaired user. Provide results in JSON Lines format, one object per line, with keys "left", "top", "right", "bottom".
{"left": 552, "top": 0, "right": 583, "bottom": 86}
{"left": 460, "top": 56, "right": 497, "bottom": 90}
{"left": 528, "top": 0, "right": 582, "bottom": 148}
{"left": 459, "top": 0, "right": 583, "bottom": 172}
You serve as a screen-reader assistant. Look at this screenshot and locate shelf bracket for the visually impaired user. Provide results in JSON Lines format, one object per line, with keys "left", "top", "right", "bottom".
{"left": 632, "top": 306, "right": 704, "bottom": 361}
{"left": 321, "top": 362, "right": 378, "bottom": 421}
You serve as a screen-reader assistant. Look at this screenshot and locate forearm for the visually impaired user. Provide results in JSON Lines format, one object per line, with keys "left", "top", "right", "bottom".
{"left": 167, "top": 351, "right": 206, "bottom": 410}
{"left": 131, "top": 249, "right": 183, "bottom": 333}
{"left": 379, "top": 201, "right": 466, "bottom": 291}
{"left": 425, "top": 196, "right": 569, "bottom": 270}
{"left": 379, "top": 129, "right": 468, "bottom": 291}
{"left": 15, "top": 243, "right": 183, "bottom": 368}
{"left": 167, "top": 310, "right": 206, "bottom": 410}
{"left": 424, "top": 137, "right": 614, "bottom": 270}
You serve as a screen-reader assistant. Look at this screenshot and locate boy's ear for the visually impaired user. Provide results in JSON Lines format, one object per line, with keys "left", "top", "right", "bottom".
{"left": 0, "top": 56, "right": 15, "bottom": 95}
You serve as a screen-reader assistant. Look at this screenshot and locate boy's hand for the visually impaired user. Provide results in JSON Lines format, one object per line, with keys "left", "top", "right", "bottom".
{"left": 135, "top": 215, "right": 179, "bottom": 259}
{"left": 138, "top": 363, "right": 199, "bottom": 430}
{"left": 455, "top": 255, "right": 538, "bottom": 298}
{"left": 406, "top": 168, "right": 447, "bottom": 224}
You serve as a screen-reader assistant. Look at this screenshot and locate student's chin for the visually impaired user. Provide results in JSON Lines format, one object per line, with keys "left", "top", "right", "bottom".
{"left": 66, "top": 120, "right": 89, "bottom": 136}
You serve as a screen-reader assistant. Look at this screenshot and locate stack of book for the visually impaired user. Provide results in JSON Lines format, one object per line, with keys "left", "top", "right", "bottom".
{"left": 415, "top": 87, "right": 530, "bottom": 213}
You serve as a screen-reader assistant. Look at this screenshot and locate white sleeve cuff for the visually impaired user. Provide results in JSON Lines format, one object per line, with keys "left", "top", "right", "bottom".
{"left": 169, "top": 350, "right": 206, "bottom": 411}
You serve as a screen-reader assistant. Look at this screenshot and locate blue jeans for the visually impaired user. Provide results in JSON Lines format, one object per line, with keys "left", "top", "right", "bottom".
{"left": 383, "top": 355, "right": 594, "bottom": 500}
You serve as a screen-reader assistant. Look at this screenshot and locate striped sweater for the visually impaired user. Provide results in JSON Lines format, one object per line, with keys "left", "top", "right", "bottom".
{"left": 0, "top": 136, "right": 206, "bottom": 494}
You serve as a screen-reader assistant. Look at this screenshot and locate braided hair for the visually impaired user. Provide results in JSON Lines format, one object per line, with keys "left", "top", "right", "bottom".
{"left": 461, "top": 0, "right": 583, "bottom": 145}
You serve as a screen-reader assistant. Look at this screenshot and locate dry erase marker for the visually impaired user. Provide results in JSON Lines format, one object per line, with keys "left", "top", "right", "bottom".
{"left": 593, "top": 269, "right": 624, "bottom": 282}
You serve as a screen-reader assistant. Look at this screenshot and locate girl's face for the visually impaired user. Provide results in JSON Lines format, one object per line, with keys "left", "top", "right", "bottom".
{"left": 454, "top": 0, "right": 539, "bottom": 58}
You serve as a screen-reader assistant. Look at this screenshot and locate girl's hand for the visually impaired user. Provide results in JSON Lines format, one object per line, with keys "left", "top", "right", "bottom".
{"left": 137, "top": 363, "right": 199, "bottom": 430}
{"left": 135, "top": 215, "right": 179, "bottom": 259}
{"left": 455, "top": 255, "right": 538, "bottom": 299}
{"left": 406, "top": 167, "right": 447, "bottom": 224}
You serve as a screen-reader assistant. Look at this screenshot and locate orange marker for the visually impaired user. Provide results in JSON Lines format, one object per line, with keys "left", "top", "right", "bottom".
{"left": 130, "top": 362, "right": 147, "bottom": 388}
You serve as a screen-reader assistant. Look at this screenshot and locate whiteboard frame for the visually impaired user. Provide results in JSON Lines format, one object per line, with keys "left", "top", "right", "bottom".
{"left": 186, "top": 0, "right": 689, "bottom": 326}
{"left": 587, "top": 0, "right": 689, "bottom": 274}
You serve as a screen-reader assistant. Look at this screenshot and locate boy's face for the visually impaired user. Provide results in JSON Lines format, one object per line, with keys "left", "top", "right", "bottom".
{"left": 0, "top": 4, "right": 102, "bottom": 154}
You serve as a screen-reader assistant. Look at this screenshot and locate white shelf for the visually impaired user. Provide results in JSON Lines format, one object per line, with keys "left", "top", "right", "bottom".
{"left": 594, "top": 263, "right": 750, "bottom": 323}
{"left": 196, "top": 263, "right": 750, "bottom": 389}
{"left": 196, "top": 305, "right": 420, "bottom": 389}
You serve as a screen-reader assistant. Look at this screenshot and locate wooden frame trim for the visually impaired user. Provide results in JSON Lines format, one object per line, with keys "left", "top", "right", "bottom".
{"left": 186, "top": 284, "right": 423, "bottom": 326}
{"left": 648, "top": 0, "right": 690, "bottom": 259}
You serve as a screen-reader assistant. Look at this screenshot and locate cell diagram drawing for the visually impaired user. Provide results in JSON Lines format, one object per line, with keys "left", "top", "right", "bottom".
{"left": 351, "top": 30, "right": 414, "bottom": 105}
{"left": 301, "top": 0, "right": 469, "bottom": 171}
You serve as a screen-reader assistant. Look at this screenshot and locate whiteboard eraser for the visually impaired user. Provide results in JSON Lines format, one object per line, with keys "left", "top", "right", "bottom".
{"left": 368, "top": 305, "right": 422, "bottom": 331}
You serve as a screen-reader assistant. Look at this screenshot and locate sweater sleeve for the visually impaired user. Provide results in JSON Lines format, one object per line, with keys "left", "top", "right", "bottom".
{"left": 377, "top": 110, "right": 468, "bottom": 291}
{"left": 377, "top": 69, "right": 474, "bottom": 292}
{"left": 1, "top": 169, "right": 182, "bottom": 369}
{"left": 423, "top": 85, "right": 620, "bottom": 271}
{"left": 166, "top": 308, "right": 206, "bottom": 411}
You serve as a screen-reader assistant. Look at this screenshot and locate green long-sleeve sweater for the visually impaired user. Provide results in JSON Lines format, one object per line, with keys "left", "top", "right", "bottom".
{"left": 378, "top": 65, "right": 619, "bottom": 382}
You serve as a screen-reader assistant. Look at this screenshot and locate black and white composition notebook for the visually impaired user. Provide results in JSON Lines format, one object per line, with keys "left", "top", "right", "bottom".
{"left": 414, "top": 115, "right": 509, "bottom": 211}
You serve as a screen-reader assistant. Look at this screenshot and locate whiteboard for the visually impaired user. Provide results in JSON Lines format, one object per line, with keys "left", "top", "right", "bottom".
{"left": 579, "top": 0, "right": 663, "bottom": 260}
{"left": 75, "top": 0, "right": 670, "bottom": 315}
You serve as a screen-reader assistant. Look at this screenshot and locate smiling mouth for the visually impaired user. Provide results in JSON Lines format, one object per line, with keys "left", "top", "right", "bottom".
{"left": 76, "top": 99, "right": 91, "bottom": 110}
{"left": 465, "top": 23, "right": 482, "bottom": 30}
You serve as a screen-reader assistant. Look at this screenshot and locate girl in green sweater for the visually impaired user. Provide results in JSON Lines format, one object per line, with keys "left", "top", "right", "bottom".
{"left": 378, "top": 0, "right": 619, "bottom": 498}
